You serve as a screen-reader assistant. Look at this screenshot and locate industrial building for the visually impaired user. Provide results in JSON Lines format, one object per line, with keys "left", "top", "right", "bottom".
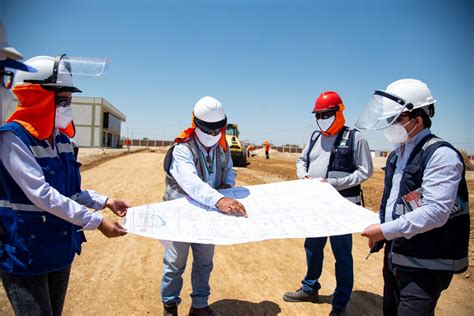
{"left": 71, "top": 96, "right": 126, "bottom": 148}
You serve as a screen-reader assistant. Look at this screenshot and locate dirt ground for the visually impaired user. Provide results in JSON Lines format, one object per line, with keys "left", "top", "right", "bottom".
{"left": 1, "top": 151, "right": 473, "bottom": 315}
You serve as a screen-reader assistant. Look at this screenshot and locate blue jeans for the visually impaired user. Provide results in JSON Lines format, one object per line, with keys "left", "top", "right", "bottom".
{"left": 1, "top": 265, "right": 71, "bottom": 316}
{"left": 302, "top": 234, "right": 353, "bottom": 311}
{"left": 161, "top": 241, "right": 215, "bottom": 308}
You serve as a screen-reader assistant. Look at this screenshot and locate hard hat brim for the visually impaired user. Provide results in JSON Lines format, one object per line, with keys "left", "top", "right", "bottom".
{"left": 0, "top": 47, "right": 23, "bottom": 61}
{"left": 40, "top": 83, "right": 82, "bottom": 93}
{"left": 0, "top": 58, "right": 37, "bottom": 72}
{"left": 194, "top": 115, "right": 227, "bottom": 130}
{"left": 312, "top": 105, "right": 340, "bottom": 114}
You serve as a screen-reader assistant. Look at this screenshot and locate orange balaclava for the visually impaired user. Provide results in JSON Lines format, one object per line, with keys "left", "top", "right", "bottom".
{"left": 8, "top": 84, "right": 75, "bottom": 140}
{"left": 175, "top": 113, "right": 227, "bottom": 152}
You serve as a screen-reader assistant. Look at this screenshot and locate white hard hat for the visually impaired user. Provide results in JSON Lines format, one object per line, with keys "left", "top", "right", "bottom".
{"left": 383, "top": 79, "right": 435, "bottom": 117}
{"left": 355, "top": 78, "right": 436, "bottom": 130}
{"left": 194, "top": 96, "right": 226, "bottom": 122}
{"left": 14, "top": 55, "right": 81, "bottom": 92}
{"left": 193, "top": 96, "right": 227, "bottom": 131}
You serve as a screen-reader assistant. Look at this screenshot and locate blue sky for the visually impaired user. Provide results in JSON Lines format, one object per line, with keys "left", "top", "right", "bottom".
{"left": 2, "top": 0, "right": 473, "bottom": 153}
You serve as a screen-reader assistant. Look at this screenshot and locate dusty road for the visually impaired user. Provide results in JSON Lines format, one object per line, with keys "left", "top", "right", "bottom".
{"left": 1, "top": 151, "right": 473, "bottom": 315}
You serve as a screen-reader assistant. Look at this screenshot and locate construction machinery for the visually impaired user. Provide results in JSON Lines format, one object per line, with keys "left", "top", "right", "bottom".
{"left": 225, "top": 123, "right": 247, "bottom": 167}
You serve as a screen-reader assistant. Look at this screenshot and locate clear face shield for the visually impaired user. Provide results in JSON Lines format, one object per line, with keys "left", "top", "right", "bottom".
{"left": 57, "top": 55, "right": 111, "bottom": 78}
{"left": 355, "top": 90, "right": 414, "bottom": 130}
{"left": 24, "top": 54, "right": 111, "bottom": 92}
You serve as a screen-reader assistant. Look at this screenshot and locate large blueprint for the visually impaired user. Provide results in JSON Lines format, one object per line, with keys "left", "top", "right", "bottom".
{"left": 124, "top": 179, "right": 379, "bottom": 245}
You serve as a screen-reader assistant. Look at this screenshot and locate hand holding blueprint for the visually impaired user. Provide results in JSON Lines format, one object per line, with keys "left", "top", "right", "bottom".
{"left": 124, "top": 179, "right": 379, "bottom": 245}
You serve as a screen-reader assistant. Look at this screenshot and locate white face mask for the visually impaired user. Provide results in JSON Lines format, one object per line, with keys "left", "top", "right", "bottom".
{"left": 317, "top": 116, "right": 335, "bottom": 132}
{"left": 383, "top": 119, "right": 415, "bottom": 144}
{"left": 195, "top": 127, "right": 221, "bottom": 147}
{"left": 55, "top": 106, "right": 73, "bottom": 129}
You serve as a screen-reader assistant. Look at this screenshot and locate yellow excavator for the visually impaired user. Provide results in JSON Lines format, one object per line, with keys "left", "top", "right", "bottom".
{"left": 225, "top": 123, "right": 247, "bottom": 167}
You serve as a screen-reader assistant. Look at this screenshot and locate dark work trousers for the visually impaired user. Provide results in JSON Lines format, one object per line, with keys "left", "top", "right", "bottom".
{"left": 302, "top": 234, "right": 353, "bottom": 312}
{"left": 1, "top": 265, "right": 72, "bottom": 316}
{"left": 383, "top": 246, "right": 453, "bottom": 316}
{"left": 265, "top": 150, "right": 269, "bottom": 159}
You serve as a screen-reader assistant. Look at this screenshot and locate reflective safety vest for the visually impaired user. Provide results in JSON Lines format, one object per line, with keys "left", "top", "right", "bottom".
{"left": 163, "top": 137, "right": 230, "bottom": 201}
{"left": 0, "top": 122, "right": 85, "bottom": 275}
{"left": 306, "top": 126, "right": 361, "bottom": 204}
{"left": 380, "top": 134, "right": 470, "bottom": 273}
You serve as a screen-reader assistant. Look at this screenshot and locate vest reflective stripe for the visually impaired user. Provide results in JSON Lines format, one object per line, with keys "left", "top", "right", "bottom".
{"left": 29, "top": 142, "right": 75, "bottom": 159}
{"left": 343, "top": 195, "right": 360, "bottom": 204}
{"left": 0, "top": 200, "right": 43, "bottom": 212}
{"left": 56, "top": 142, "right": 75, "bottom": 154}
{"left": 29, "top": 145, "right": 57, "bottom": 158}
{"left": 392, "top": 253, "right": 469, "bottom": 272}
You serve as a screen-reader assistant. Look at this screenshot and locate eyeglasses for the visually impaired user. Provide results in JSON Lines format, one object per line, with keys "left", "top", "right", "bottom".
{"left": 199, "top": 126, "right": 222, "bottom": 136}
{"left": 1, "top": 70, "right": 14, "bottom": 89}
{"left": 55, "top": 96, "right": 72, "bottom": 108}
{"left": 315, "top": 111, "right": 336, "bottom": 120}
{"left": 386, "top": 113, "right": 410, "bottom": 124}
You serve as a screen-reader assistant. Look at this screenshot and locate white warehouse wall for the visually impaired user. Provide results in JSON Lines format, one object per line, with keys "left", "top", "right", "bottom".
{"left": 72, "top": 104, "right": 93, "bottom": 125}
{"left": 74, "top": 126, "right": 92, "bottom": 147}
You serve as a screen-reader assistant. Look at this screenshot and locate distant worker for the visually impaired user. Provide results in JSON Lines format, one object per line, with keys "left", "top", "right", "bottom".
{"left": 358, "top": 79, "right": 470, "bottom": 315}
{"left": 247, "top": 144, "right": 256, "bottom": 158}
{"left": 161, "top": 96, "right": 247, "bottom": 316}
{"left": 0, "top": 53, "right": 129, "bottom": 315}
{"left": 283, "top": 91, "right": 373, "bottom": 316}
{"left": 264, "top": 140, "right": 270, "bottom": 159}
{"left": 124, "top": 137, "right": 131, "bottom": 152}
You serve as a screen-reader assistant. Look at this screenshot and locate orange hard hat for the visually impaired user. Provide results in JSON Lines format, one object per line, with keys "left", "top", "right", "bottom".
{"left": 313, "top": 91, "right": 343, "bottom": 113}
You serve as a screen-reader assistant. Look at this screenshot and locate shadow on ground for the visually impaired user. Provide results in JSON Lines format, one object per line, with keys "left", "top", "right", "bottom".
{"left": 288, "top": 290, "right": 382, "bottom": 316}
{"left": 210, "top": 299, "right": 281, "bottom": 315}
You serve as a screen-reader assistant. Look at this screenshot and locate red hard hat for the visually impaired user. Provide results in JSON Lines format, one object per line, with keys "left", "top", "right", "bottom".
{"left": 313, "top": 91, "right": 343, "bottom": 113}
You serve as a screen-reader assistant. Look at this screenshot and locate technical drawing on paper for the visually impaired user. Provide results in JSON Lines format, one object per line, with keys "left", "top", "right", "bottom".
{"left": 124, "top": 179, "right": 379, "bottom": 245}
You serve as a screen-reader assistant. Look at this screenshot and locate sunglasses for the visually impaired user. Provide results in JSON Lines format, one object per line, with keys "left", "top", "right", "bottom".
{"left": 55, "top": 96, "right": 72, "bottom": 108}
{"left": 315, "top": 111, "right": 336, "bottom": 120}
{"left": 199, "top": 126, "right": 222, "bottom": 136}
{"left": 1, "top": 70, "right": 14, "bottom": 89}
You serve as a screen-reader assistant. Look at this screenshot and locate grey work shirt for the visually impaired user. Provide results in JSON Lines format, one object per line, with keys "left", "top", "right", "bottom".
{"left": 296, "top": 128, "right": 373, "bottom": 192}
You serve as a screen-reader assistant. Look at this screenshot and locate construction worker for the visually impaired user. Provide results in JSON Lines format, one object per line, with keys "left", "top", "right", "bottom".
{"left": 358, "top": 79, "right": 470, "bottom": 315}
{"left": 124, "top": 137, "right": 131, "bottom": 152}
{"left": 161, "top": 96, "right": 247, "bottom": 316}
{"left": 0, "top": 54, "right": 129, "bottom": 315}
{"left": 247, "top": 144, "right": 256, "bottom": 158}
{"left": 283, "top": 91, "right": 373, "bottom": 316}
{"left": 264, "top": 140, "right": 270, "bottom": 159}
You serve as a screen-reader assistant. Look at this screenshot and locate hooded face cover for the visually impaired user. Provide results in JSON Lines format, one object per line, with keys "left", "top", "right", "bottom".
{"left": 8, "top": 84, "right": 75, "bottom": 139}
